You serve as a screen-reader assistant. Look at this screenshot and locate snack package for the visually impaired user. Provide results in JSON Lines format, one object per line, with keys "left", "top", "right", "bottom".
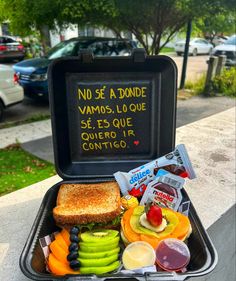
{"left": 114, "top": 144, "right": 196, "bottom": 197}
{"left": 140, "top": 172, "right": 185, "bottom": 211}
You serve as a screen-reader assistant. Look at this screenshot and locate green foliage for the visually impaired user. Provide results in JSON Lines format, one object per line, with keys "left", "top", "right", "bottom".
{"left": 159, "top": 47, "right": 175, "bottom": 53}
{"left": 212, "top": 68, "right": 236, "bottom": 97}
{"left": 0, "top": 144, "right": 56, "bottom": 196}
{"left": 0, "top": 0, "right": 62, "bottom": 36}
{"left": 185, "top": 68, "right": 236, "bottom": 97}
{"left": 195, "top": 11, "right": 236, "bottom": 42}
{"left": 0, "top": 0, "right": 234, "bottom": 54}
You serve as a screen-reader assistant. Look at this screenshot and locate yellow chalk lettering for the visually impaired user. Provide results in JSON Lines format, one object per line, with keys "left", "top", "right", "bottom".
{"left": 112, "top": 117, "right": 133, "bottom": 129}
{"left": 117, "top": 87, "right": 147, "bottom": 99}
{"left": 82, "top": 143, "right": 89, "bottom": 151}
{"left": 109, "top": 88, "right": 117, "bottom": 99}
{"left": 128, "top": 130, "right": 135, "bottom": 137}
{"left": 78, "top": 88, "right": 92, "bottom": 100}
{"left": 81, "top": 132, "right": 90, "bottom": 141}
{"left": 97, "top": 119, "right": 110, "bottom": 129}
{"left": 81, "top": 140, "right": 127, "bottom": 151}
{"left": 129, "top": 102, "right": 146, "bottom": 112}
{"left": 80, "top": 118, "right": 92, "bottom": 129}
{"left": 95, "top": 87, "right": 105, "bottom": 100}
{"left": 141, "top": 87, "right": 147, "bottom": 97}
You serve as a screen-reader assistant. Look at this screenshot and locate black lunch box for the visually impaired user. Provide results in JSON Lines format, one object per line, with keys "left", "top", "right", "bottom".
{"left": 20, "top": 49, "right": 218, "bottom": 280}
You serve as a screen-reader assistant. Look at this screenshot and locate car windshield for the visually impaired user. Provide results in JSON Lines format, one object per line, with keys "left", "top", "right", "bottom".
{"left": 46, "top": 41, "right": 78, "bottom": 59}
{"left": 225, "top": 36, "right": 236, "bottom": 45}
{"left": 45, "top": 39, "right": 135, "bottom": 59}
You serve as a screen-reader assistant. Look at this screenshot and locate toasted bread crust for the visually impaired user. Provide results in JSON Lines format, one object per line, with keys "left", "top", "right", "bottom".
{"left": 53, "top": 181, "right": 121, "bottom": 225}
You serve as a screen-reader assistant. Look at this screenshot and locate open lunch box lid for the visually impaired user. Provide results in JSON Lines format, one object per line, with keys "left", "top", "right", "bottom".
{"left": 20, "top": 50, "right": 218, "bottom": 280}
{"left": 48, "top": 49, "right": 177, "bottom": 179}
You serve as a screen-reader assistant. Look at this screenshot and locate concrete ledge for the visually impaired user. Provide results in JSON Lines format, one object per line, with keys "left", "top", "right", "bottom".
{"left": 0, "top": 107, "right": 235, "bottom": 280}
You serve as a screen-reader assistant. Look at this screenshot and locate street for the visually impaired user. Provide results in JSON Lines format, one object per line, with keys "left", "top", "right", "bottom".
{"left": 0, "top": 54, "right": 225, "bottom": 124}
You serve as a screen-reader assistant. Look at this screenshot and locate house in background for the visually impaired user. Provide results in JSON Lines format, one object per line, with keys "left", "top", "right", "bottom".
{"left": 49, "top": 25, "right": 126, "bottom": 47}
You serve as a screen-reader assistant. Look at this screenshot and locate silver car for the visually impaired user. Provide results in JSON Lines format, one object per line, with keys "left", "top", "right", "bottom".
{"left": 211, "top": 35, "right": 236, "bottom": 67}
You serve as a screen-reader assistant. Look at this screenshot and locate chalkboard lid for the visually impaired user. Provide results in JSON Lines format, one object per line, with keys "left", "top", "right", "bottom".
{"left": 48, "top": 49, "right": 177, "bottom": 179}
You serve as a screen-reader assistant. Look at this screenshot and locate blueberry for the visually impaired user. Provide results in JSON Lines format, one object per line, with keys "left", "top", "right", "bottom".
{"left": 70, "top": 226, "right": 79, "bottom": 235}
{"left": 69, "top": 242, "right": 78, "bottom": 252}
{"left": 67, "top": 251, "right": 79, "bottom": 261}
{"left": 70, "top": 234, "right": 79, "bottom": 243}
{"left": 70, "top": 260, "right": 81, "bottom": 270}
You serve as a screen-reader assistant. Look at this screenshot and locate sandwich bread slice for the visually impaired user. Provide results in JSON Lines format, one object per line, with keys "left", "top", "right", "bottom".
{"left": 53, "top": 181, "right": 121, "bottom": 228}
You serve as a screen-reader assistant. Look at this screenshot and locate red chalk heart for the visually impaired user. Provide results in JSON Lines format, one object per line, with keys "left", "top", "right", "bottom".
{"left": 134, "top": 140, "right": 140, "bottom": 146}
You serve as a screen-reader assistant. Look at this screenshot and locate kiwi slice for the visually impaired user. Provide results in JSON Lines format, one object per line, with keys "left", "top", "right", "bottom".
{"left": 80, "top": 241, "right": 119, "bottom": 253}
{"left": 78, "top": 253, "right": 119, "bottom": 267}
{"left": 80, "top": 261, "right": 120, "bottom": 275}
{"left": 79, "top": 247, "right": 120, "bottom": 259}
{"left": 80, "top": 229, "right": 119, "bottom": 243}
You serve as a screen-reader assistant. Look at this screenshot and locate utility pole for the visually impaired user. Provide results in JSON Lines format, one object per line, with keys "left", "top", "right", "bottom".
{"left": 179, "top": 20, "right": 192, "bottom": 89}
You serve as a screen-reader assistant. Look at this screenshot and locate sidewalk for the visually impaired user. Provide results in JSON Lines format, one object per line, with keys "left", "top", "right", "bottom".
{"left": 0, "top": 96, "right": 235, "bottom": 151}
{"left": 0, "top": 119, "right": 51, "bottom": 149}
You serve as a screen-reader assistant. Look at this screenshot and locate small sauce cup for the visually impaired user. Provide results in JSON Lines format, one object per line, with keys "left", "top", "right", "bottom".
{"left": 155, "top": 238, "right": 190, "bottom": 272}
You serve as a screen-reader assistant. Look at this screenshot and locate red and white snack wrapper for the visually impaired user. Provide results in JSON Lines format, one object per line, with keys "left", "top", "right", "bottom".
{"left": 114, "top": 144, "right": 196, "bottom": 197}
{"left": 39, "top": 232, "right": 58, "bottom": 272}
{"left": 140, "top": 173, "right": 185, "bottom": 211}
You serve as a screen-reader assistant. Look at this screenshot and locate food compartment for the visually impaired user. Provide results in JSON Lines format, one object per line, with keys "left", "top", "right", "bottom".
{"left": 20, "top": 180, "right": 216, "bottom": 281}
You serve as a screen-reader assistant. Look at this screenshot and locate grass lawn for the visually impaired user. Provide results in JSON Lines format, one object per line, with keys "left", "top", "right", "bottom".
{"left": 0, "top": 144, "right": 56, "bottom": 196}
{"left": 160, "top": 47, "right": 175, "bottom": 53}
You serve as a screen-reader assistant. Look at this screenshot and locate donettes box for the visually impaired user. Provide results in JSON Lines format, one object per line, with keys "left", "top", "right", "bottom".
{"left": 20, "top": 49, "right": 217, "bottom": 280}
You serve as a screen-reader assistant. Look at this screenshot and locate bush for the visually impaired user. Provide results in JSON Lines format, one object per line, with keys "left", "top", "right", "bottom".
{"left": 185, "top": 68, "right": 236, "bottom": 97}
{"left": 211, "top": 67, "right": 236, "bottom": 97}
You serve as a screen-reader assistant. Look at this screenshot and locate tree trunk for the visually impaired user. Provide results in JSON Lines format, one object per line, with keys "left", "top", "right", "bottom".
{"left": 39, "top": 25, "right": 51, "bottom": 55}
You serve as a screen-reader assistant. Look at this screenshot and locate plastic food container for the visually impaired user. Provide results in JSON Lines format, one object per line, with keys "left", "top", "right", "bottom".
{"left": 19, "top": 50, "right": 218, "bottom": 280}
{"left": 122, "top": 241, "right": 156, "bottom": 270}
{"left": 156, "top": 238, "right": 191, "bottom": 272}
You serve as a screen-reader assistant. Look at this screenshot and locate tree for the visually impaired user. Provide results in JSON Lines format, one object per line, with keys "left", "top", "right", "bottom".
{"left": 0, "top": 0, "right": 64, "bottom": 51}
{"left": 1, "top": 0, "right": 234, "bottom": 55}
{"left": 195, "top": 11, "right": 236, "bottom": 44}
{"left": 59, "top": 0, "right": 231, "bottom": 54}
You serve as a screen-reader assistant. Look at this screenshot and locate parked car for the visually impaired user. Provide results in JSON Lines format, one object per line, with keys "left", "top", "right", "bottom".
{"left": 211, "top": 35, "right": 228, "bottom": 47}
{"left": 0, "top": 36, "right": 25, "bottom": 62}
{"left": 174, "top": 38, "right": 213, "bottom": 56}
{"left": 13, "top": 37, "right": 137, "bottom": 100}
{"left": 211, "top": 35, "right": 236, "bottom": 67}
{"left": 0, "top": 64, "right": 24, "bottom": 121}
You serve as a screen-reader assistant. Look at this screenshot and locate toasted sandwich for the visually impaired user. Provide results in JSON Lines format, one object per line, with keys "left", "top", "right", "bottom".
{"left": 53, "top": 181, "right": 121, "bottom": 229}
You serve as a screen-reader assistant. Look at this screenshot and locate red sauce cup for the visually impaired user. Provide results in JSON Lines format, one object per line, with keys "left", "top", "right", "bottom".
{"left": 155, "top": 238, "right": 190, "bottom": 272}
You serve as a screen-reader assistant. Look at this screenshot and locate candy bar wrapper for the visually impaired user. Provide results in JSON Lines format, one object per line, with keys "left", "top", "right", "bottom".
{"left": 39, "top": 232, "right": 58, "bottom": 271}
{"left": 114, "top": 144, "right": 196, "bottom": 197}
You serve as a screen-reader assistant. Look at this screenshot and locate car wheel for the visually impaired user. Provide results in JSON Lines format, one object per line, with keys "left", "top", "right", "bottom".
{"left": 176, "top": 52, "right": 182, "bottom": 56}
{"left": 192, "top": 48, "right": 198, "bottom": 56}
{"left": 0, "top": 101, "right": 4, "bottom": 122}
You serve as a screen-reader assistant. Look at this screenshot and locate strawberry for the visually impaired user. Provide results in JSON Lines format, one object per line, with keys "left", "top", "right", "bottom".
{"left": 145, "top": 204, "right": 163, "bottom": 226}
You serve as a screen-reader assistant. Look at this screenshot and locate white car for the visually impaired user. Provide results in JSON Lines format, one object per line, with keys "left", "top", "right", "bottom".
{"left": 175, "top": 38, "right": 213, "bottom": 56}
{"left": 0, "top": 64, "right": 24, "bottom": 121}
{"left": 211, "top": 35, "right": 236, "bottom": 67}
